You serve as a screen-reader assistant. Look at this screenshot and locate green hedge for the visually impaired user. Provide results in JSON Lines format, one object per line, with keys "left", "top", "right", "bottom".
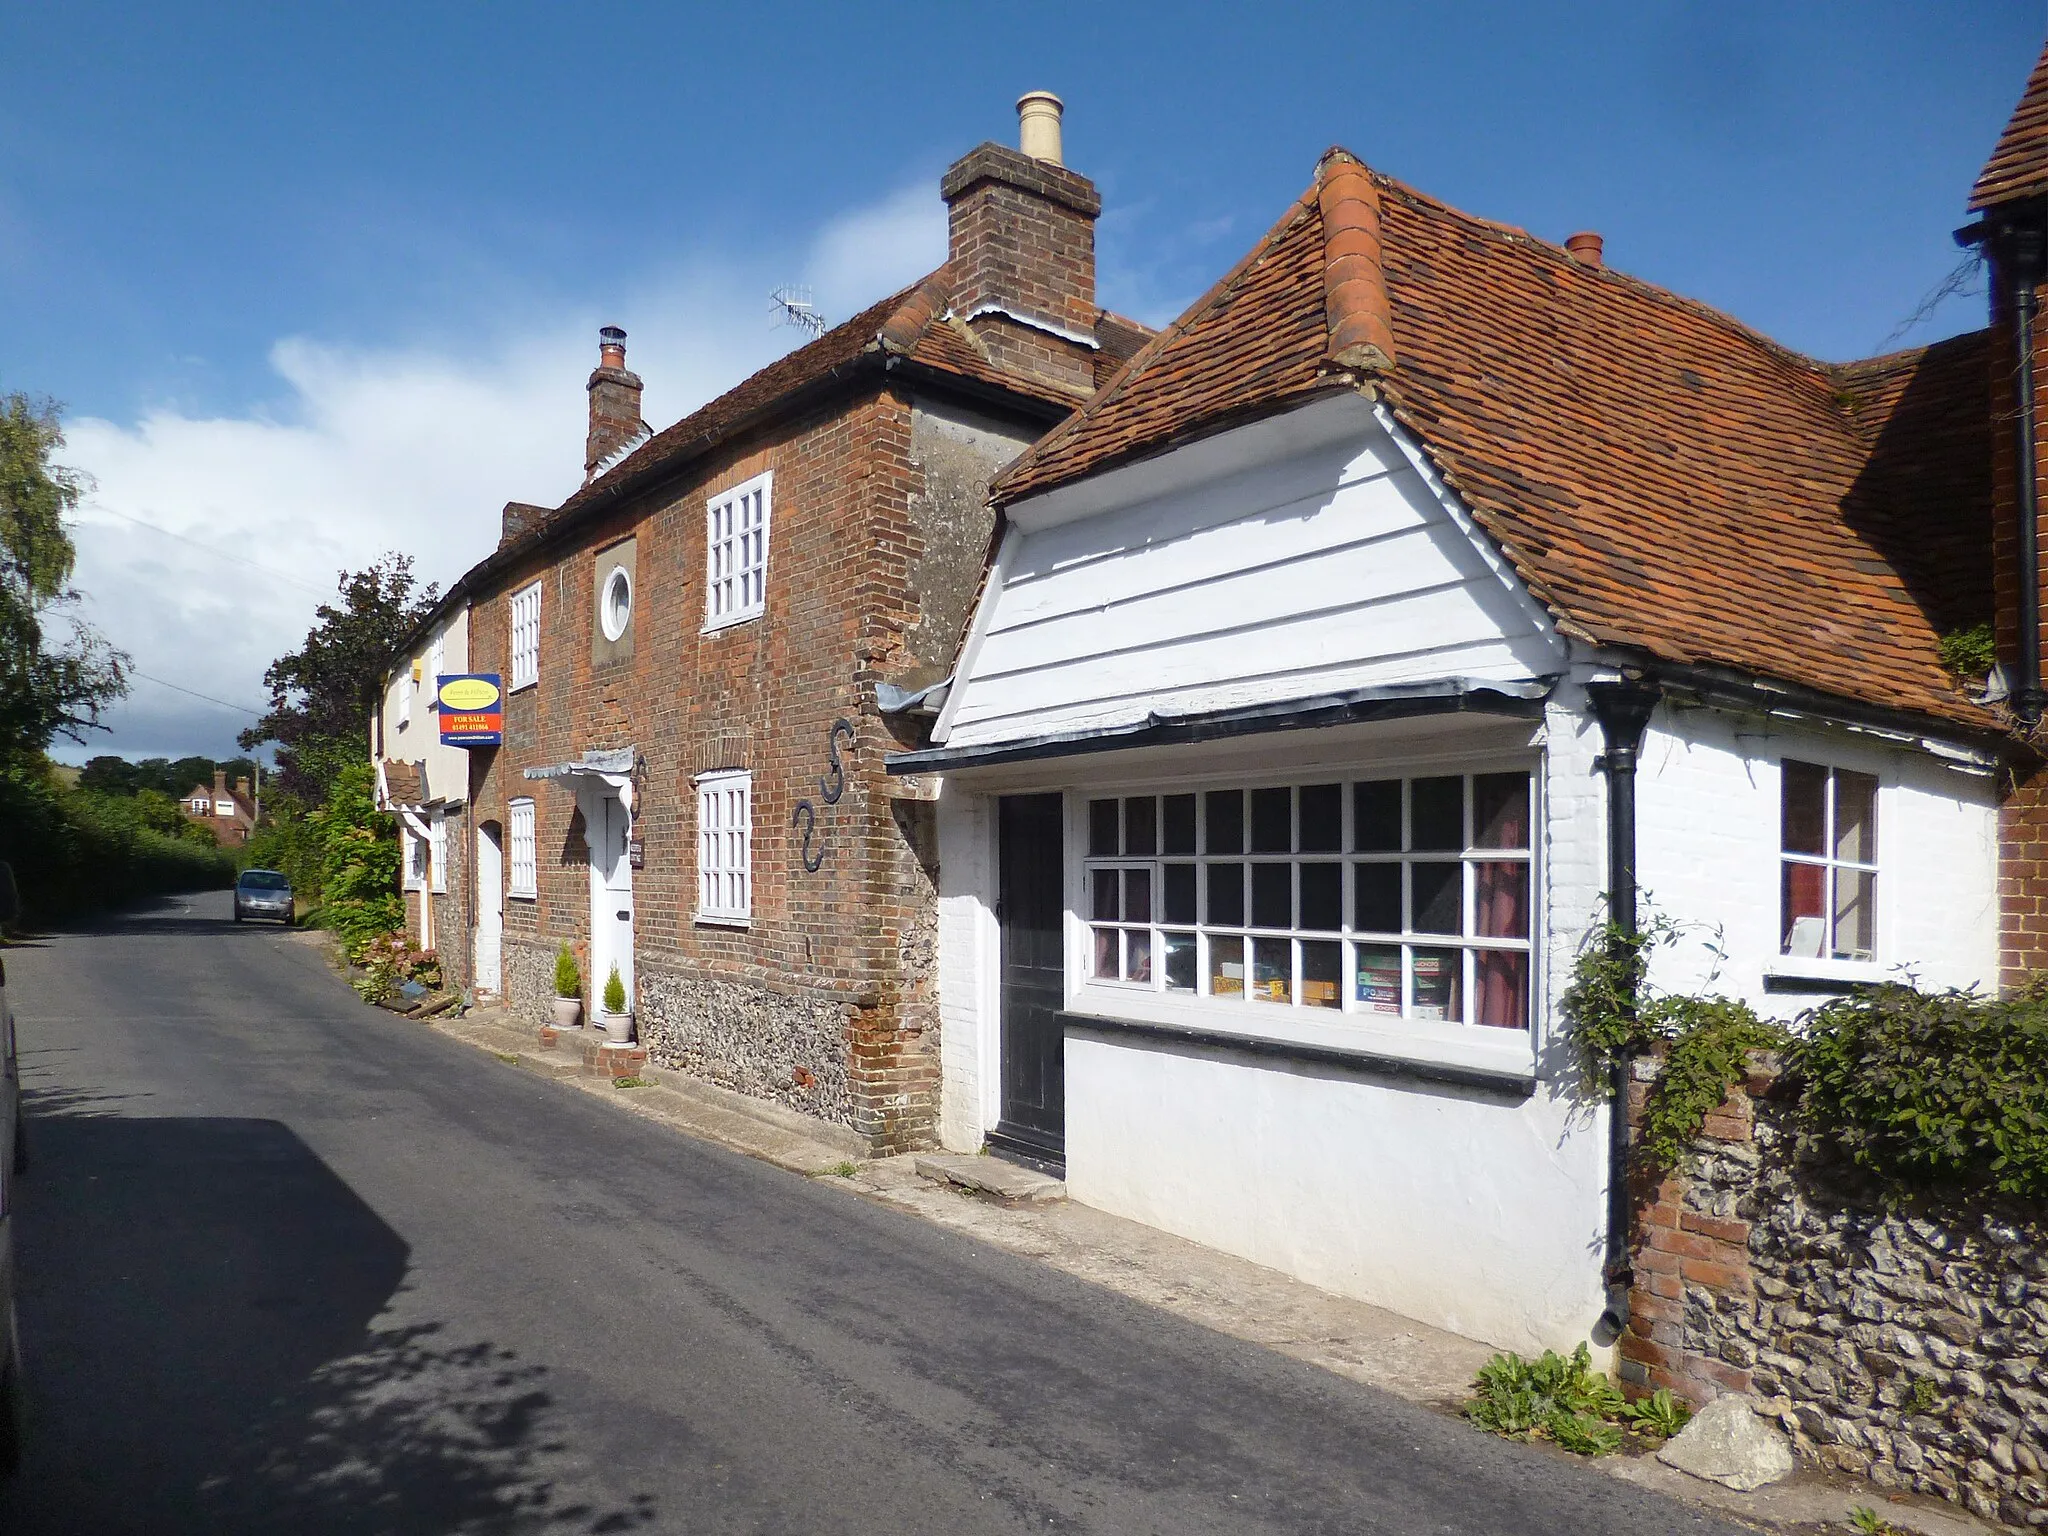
{"left": 0, "top": 758, "right": 237, "bottom": 923}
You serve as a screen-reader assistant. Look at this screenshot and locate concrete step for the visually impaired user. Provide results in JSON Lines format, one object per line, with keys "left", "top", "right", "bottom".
{"left": 913, "top": 1153, "right": 1066, "bottom": 1205}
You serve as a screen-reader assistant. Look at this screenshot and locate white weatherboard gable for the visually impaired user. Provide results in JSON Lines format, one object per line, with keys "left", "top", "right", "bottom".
{"left": 940, "top": 393, "right": 1564, "bottom": 751}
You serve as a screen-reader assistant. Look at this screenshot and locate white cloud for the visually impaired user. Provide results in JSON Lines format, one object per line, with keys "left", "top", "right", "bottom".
{"left": 53, "top": 182, "right": 948, "bottom": 763}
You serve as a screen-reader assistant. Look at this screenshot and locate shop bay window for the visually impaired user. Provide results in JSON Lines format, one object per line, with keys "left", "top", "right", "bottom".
{"left": 1084, "top": 771, "right": 1533, "bottom": 1029}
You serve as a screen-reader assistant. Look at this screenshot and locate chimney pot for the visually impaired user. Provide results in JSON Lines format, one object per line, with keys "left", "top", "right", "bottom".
{"left": 1017, "top": 90, "right": 1064, "bottom": 165}
{"left": 1565, "top": 231, "right": 1605, "bottom": 269}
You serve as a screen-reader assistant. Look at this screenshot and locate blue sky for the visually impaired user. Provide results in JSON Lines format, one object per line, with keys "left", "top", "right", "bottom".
{"left": 1, "top": 1, "right": 2040, "bottom": 759}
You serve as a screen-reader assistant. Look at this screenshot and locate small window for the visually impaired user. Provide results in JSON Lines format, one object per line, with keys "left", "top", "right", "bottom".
{"left": 600, "top": 565, "right": 633, "bottom": 642}
{"left": 429, "top": 817, "right": 447, "bottom": 895}
{"left": 427, "top": 633, "right": 445, "bottom": 703}
{"left": 510, "top": 581, "right": 542, "bottom": 690}
{"left": 508, "top": 800, "right": 537, "bottom": 898}
{"left": 705, "top": 472, "right": 771, "bottom": 631}
{"left": 397, "top": 666, "right": 414, "bottom": 724}
{"left": 697, "top": 771, "right": 752, "bottom": 924}
{"left": 1781, "top": 762, "right": 1878, "bottom": 961}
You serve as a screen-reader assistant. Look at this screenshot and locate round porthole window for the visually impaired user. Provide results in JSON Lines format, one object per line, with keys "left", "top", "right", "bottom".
{"left": 600, "top": 565, "right": 632, "bottom": 642}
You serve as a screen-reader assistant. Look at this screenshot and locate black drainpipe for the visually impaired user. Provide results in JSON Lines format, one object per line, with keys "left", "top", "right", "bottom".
{"left": 1585, "top": 677, "right": 1661, "bottom": 1342}
{"left": 1960, "top": 203, "right": 2048, "bottom": 723}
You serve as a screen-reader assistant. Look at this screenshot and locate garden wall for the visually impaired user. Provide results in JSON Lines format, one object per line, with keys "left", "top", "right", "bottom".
{"left": 1619, "top": 1055, "right": 2048, "bottom": 1529}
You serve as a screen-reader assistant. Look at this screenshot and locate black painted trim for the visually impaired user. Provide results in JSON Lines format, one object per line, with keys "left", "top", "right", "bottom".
{"left": 1761, "top": 971, "right": 1885, "bottom": 996}
{"left": 1058, "top": 1011, "right": 1537, "bottom": 1100}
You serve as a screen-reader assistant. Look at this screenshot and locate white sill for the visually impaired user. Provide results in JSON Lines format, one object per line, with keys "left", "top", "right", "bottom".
{"left": 509, "top": 679, "right": 536, "bottom": 693}
{"left": 694, "top": 912, "right": 752, "bottom": 929}
{"left": 509, "top": 892, "right": 537, "bottom": 902}
{"left": 1067, "top": 983, "right": 1537, "bottom": 1082}
{"left": 701, "top": 611, "right": 764, "bottom": 636}
{"left": 1762, "top": 956, "right": 1888, "bottom": 985}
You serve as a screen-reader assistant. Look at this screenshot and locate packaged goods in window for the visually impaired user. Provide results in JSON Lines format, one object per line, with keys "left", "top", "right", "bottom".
{"left": 1412, "top": 948, "right": 1460, "bottom": 1021}
{"left": 1210, "top": 935, "right": 1246, "bottom": 996}
{"left": 1301, "top": 941, "right": 1341, "bottom": 1008}
{"left": 1356, "top": 947, "right": 1402, "bottom": 1013}
{"left": 1251, "top": 937, "right": 1291, "bottom": 1003}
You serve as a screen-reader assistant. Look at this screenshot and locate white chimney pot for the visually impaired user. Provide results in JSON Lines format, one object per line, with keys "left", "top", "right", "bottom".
{"left": 1017, "top": 91, "right": 1064, "bottom": 166}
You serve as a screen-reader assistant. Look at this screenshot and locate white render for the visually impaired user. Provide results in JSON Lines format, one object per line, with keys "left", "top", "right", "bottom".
{"left": 922, "top": 390, "right": 2005, "bottom": 1358}
{"left": 376, "top": 605, "right": 472, "bottom": 809}
{"left": 936, "top": 394, "right": 1563, "bottom": 750}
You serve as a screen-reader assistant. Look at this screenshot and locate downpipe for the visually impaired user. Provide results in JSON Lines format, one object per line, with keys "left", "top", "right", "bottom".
{"left": 1585, "top": 678, "right": 1660, "bottom": 1345}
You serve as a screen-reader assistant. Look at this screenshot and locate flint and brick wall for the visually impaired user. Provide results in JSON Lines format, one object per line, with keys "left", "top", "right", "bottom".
{"left": 1620, "top": 1055, "right": 2048, "bottom": 1531}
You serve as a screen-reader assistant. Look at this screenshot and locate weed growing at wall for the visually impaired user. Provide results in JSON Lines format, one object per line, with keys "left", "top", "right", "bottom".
{"left": 1464, "top": 1345, "right": 1690, "bottom": 1455}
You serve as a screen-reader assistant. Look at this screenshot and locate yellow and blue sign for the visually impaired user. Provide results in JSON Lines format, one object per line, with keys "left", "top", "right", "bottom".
{"left": 436, "top": 674, "right": 503, "bottom": 746}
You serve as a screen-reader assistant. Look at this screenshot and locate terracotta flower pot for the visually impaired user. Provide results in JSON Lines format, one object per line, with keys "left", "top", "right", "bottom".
{"left": 552, "top": 996, "right": 583, "bottom": 1030}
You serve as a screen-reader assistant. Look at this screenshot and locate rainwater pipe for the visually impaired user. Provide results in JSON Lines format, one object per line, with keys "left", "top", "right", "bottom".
{"left": 1585, "top": 676, "right": 1661, "bottom": 1342}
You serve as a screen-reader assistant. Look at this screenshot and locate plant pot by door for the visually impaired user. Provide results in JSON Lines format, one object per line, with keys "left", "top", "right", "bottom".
{"left": 601, "top": 1010, "right": 635, "bottom": 1045}
{"left": 552, "top": 997, "right": 583, "bottom": 1030}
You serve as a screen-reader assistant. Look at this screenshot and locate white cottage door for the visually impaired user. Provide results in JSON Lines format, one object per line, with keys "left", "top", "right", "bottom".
{"left": 474, "top": 822, "right": 503, "bottom": 995}
{"left": 588, "top": 792, "right": 634, "bottom": 1011}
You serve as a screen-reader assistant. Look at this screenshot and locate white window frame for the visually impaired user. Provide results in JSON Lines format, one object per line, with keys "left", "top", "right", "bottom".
{"left": 703, "top": 471, "right": 772, "bottom": 632}
{"left": 509, "top": 581, "right": 542, "bottom": 691}
{"left": 1776, "top": 760, "right": 1880, "bottom": 966}
{"left": 600, "top": 564, "right": 633, "bottom": 642}
{"left": 508, "top": 799, "right": 537, "bottom": 899}
{"left": 428, "top": 632, "right": 445, "bottom": 707}
{"left": 429, "top": 816, "right": 447, "bottom": 895}
{"left": 397, "top": 665, "right": 414, "bottom": 726}
{"left": 403, "top": 823, "right": 425, "bottom": 891}
{"left": 1067, "top": 761, "right": 1541, "bottom": 1068}
{"left": 695, "top": 770, "right": 753, "bottom": 925}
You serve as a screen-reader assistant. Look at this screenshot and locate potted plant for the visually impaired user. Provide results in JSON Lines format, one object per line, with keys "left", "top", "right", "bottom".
{"left": 599, "top": 963, "right": 634, "bottom": 1044}
{"left": 552, "top": 943, "right": 583, "bottom": 1030}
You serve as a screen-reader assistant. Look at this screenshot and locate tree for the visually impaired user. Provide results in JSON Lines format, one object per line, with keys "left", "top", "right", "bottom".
{"left": 0, "top": 393, "right": 128, "bottom": 759}
{"left": 240, "top": 555, "right": 437, "bottom": 802}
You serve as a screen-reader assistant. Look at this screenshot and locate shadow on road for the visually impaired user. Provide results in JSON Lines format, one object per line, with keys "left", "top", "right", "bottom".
{"left": 0, "top": 1095, "right": 655, "bottom": 1534}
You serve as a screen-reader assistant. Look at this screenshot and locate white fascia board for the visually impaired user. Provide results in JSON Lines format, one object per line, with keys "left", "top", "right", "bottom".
{"left": 1370, "top": 400, "right": 1566, "bottom": 668}
{"left": 929, "top": 524, "right": 1020, "bottom": 747}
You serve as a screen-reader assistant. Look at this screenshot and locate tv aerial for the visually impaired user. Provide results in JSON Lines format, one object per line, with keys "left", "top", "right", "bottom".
{"left": 770, "top": 285, "right": 827, "bottom": 339}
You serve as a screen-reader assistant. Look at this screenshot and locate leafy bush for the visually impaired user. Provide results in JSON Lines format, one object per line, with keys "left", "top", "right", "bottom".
{"left": 1635, "top": 996, "right": 1788, "bottom": 1170}
{"left": 554, "top": 943, "right": 581, "bottom": 1000}
{"left": 242, "top": 797, "right": 324, "bottom": 902}
{"left": 311, "top": 760, "right": 402, "bottom": 962}
{"left": 602, "top": 964, "right": 626, "bottom": 1015}
{"left": 1790, "top": 983, "right": 2048, "bottom": 1199}
{"left": 1618, "top": 1387, "right": 1691, "bottom": 1439}
{"left": 351, "top": 931, "right": 441, "bottom": 1002}
{"left": 1465, "top": 1345, "right": 1627, "bottom": 1454}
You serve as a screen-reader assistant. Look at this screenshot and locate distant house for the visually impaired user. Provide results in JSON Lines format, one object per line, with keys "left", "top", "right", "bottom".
{"left": 891, "top": 100, "right": 2021, "bottom": 1355}
{"left": 181, "top": 768, "right": 257, "bottom": 846}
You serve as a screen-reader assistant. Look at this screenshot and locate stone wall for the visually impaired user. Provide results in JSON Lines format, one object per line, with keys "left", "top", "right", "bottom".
{"left": 636, "top": 965, "right": 855, "bottom": 1130}
{"left": 503, "top": 935, "right": 560, "bottom": 1027}
{"left": 1620, "top": 1056, "right": 2048, "bottom": 1530}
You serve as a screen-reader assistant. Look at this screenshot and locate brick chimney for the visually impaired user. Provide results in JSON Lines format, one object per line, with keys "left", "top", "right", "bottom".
{"left": 940, "top": 92, "right": 1101, "bottom": 396}
{"left": 234, "top": 775, "right": 251, "bottom": 802}
{"left": 212, "top": 767, "right": 227, "bottom": 801}
{"left": 585, "top": 326, "right": 646, "bottom": 482}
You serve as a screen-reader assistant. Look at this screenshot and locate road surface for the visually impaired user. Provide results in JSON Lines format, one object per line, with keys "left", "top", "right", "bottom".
{"left": 0, "top": 891, "right": 1744, "bottom": 1534}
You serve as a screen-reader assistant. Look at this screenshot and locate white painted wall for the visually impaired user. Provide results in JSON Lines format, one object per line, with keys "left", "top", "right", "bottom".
{"left": 1634, "top": 704, "right": 2000, "bottom": 1014}
{"left": 377, "top": 606, "right": 472, "bottom": 806}
{"left": 939, "top": 395, "right": 1563, "bottom": 750}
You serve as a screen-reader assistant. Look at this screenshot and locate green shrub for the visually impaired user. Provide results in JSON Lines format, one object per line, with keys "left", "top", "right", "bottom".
{"left": 1790, "top": 983, "right": 2048, "bottom": 1199}
{"left": 311, "top": 760, "right": 402, "bottom": 962}
{"left": 1635, "top": 996, "right": 1789, "bottom": 1171}
{"left": 602, "top": 964, "right": 626, "bottom": 1015}
{"left": 554, "top": 943, "right": 581, "bottom": 1000}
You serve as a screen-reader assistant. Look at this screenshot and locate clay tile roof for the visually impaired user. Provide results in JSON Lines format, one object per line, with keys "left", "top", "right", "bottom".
{"left": 1972, "top": 39, "right": 2048, "bottom": 211}
{"left": 996, "top": 153, "right": 1995, "bottom": 732}
{"left": 382, "top": 760, "right": 425, "bottom": 807}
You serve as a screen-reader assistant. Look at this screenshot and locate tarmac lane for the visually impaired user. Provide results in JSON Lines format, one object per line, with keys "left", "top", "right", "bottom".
{"left": 0, "top": 889, "right": 1750, "bottom": 1535}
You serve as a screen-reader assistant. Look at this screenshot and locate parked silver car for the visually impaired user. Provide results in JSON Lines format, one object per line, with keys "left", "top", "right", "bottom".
{"left": 233, "top": 868, "right": 294, "bottom": 925}
{"left": 1, "top": 861, "right": 26, "bottom": 1475}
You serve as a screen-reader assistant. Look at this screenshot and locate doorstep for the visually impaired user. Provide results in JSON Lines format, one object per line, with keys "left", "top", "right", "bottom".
{"left": 912, "top": 1152, "right": 1066, "bottom": 1205}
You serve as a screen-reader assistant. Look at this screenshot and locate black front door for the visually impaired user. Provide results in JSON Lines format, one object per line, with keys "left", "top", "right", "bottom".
{"left": 994, "top": 793, "right": 1066, "bottom": 1165}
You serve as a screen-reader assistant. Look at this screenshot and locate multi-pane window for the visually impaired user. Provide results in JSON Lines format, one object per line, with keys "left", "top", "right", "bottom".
{"left": 509, "top": 581, "right": 542, "bottom": 691}
{"left": 508, "top": 799, "right": 536, "bottom": 898}
{"left": 397, "top": 665, "right": 415, "bottom": 723}
{"left": 705, "top": 472, "right": 771, "bottom": 629}
{"left": 697, "top": 771, "right": 752, "bottom": 923}
{"left": 428, "top": 633, "right": 445, "bottom": 701}
{"left": 1083, "top": 771, "right": 1535, "bottom": 1030}
{"left": 1781, "top": 761, "right": 1877, "bottom": 961}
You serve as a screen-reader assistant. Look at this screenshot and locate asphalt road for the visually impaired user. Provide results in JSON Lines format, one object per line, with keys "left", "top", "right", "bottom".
{"left": 0, "top": 891, "right": 1747, "bottom": 1535}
